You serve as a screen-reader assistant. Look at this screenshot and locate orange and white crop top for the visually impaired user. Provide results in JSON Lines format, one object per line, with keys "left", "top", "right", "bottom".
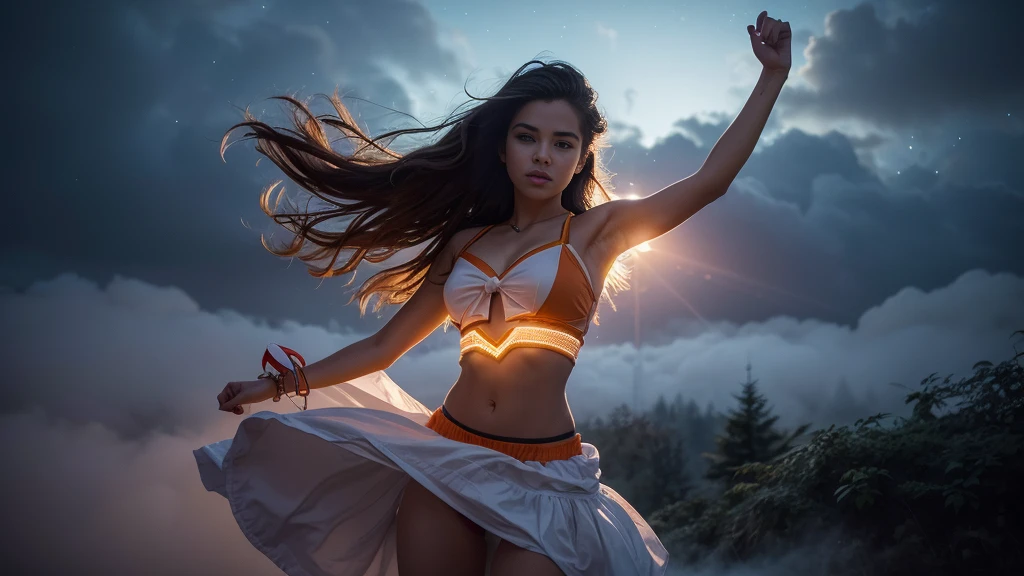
{"left": 443, "top": 212, "right": 597, "bottom": 364}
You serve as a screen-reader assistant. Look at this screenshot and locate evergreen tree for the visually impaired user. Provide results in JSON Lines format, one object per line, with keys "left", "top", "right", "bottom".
{"left": 656, "top": 391, "right": 720, "bottom": 482}
{"left": 704, "top": 361, "right": 810, "bottom": 483}
{"left": 652, "top": 395, "right": 671, "bottom": 425}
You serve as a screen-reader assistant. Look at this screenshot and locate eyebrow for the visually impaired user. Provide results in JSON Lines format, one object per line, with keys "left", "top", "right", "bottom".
{"left": 512, "top": 122, "right": 580, "bottom": 141}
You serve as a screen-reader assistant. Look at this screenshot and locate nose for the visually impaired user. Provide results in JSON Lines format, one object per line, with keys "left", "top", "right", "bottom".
{"left": 533, "top": 146, "right": 551, "bottom": 165}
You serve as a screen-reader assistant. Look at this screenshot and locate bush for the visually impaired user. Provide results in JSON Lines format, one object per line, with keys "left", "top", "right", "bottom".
{"left": 651, "top": 330, "right": 1024, "bottom": 575}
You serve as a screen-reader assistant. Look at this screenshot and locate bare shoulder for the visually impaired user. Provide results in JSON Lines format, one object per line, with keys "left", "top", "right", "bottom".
{"left": 446, "top": 225, "right": 491, "bottom": 261}
{"left": 425, "top": 225, "right": 487, "bottom": 283}
{"left": 450, "top": 225, "right": 487, "bottom": 250}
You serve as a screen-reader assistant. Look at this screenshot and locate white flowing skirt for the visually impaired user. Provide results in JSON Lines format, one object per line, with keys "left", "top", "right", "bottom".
{"left": 193, "top": 371, "right": 669, "bottom": 575}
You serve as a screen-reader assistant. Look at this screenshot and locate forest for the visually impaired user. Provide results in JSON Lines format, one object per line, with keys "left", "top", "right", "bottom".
{"left": 578, "top": 329, "right": 1024, "bottom": 575}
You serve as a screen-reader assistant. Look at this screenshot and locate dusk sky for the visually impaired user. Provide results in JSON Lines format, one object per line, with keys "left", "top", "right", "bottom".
{"left": 3, "top": 1, "right": 1023, "bottom": 574}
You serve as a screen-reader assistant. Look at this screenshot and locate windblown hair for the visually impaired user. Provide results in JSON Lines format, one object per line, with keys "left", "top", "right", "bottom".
{"left": 221, "top": 59, "right": 630, "bottom": 322}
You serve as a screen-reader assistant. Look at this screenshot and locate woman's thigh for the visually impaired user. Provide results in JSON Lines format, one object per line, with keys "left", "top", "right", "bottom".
{"left": 395, "top": 480, "right": 486, "bottom": 576}
{"left": 490, "top": 539, "right": 565, "bottom": 576}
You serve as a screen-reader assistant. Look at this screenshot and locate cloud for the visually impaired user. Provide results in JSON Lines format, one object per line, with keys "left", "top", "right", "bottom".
{"left": 0, "top": 411, "right": 282, "bottom": 576}
{"left": 4, "top": 0, "right": 467, "bottom": 334}
{"left": 0, "top": 273, "right": 459, "bottom": 439}
{"left": 5, "top": 0, "right": 1021, "bottom": 356}
{"left": 597, "top": 118, "right": 1024, "bottom": 340}
{"left": 596, "top": 22, "right": 619, "bottom": 47}
{"left": 779, "top": 0, "right": 1024, "bottom": 128}
{"left": 573, "top": 269, "right": 1024, "bottom": 428}
{"left": 1, "top": 267, "right": 1020, "bottom": 572}
{"left": 4, "top": 268, "right": 1020, "bottom": 436}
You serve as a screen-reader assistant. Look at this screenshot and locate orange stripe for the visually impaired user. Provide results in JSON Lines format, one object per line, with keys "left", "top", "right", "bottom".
{"left": 559, "top": 212, "right": 573, "bottom": 242}
{"left": 460, "top": 251, "right": 497, "bottom": 277}
{"left": 457, "top": 225, "right": 496, "bottom": 258}
{"left": 562, "top": 246, "right": 596, "bottom": 300}
{"left": 425, "top": 408, "right": 583, "bottom": 464}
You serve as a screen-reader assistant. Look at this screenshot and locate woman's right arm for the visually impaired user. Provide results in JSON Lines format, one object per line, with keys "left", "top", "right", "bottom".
{"left": 297, "top": 238, "right": 458, "bottom": 391}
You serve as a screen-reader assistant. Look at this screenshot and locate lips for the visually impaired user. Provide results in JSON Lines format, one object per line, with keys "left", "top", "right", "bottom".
{"left": 526, "top": 171, "right": 551, "bottom": 181}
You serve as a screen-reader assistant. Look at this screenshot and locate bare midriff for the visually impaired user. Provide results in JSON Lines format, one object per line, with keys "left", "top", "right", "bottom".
{"left": 445, "top": 345, "right": 577, "bottom": 439}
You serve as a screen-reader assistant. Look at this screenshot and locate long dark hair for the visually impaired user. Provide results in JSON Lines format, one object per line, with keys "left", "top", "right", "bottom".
{"left": 221, "top": 59, "right": 629, "bottom": 321}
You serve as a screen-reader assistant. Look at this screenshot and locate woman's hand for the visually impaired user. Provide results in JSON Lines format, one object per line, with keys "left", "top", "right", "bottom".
{"left": 217, "top": 378, "right": 278, "bottom": 415}
{"left": 748, "top": 11, "right": 791, "bottom": 74}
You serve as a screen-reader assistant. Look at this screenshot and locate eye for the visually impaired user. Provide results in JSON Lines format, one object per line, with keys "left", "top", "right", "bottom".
{"left": 516, "top": 134, "right": 573, "bottom": 149}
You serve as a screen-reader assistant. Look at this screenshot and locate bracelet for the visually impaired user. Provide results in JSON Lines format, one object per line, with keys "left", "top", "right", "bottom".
{"left": 294, "top": 364, "right": 310, "bottom": 397}
{"left": 259, "top": 344, "right": 310, "bottom": 411}
{"left": 256, "top": 370, "right": 307, "bottom": 410}
{"left": 256, "top": 371, "right": 287, "bottom": 403}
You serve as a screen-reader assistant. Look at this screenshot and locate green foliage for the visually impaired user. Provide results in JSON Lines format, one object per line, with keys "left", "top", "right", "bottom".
{"left": 648, "top": 331, "right": 1024, "bottom": 575}
{"left": 834, "top": 466, "right": 891, "bottom": 510}
{"left": 704, "top": 371, "right": 810, "bottom": 484}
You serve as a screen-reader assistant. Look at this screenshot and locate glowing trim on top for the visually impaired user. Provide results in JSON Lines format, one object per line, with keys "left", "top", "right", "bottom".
{"left": 459, "top": 326, "right": 582, "bottom": 362}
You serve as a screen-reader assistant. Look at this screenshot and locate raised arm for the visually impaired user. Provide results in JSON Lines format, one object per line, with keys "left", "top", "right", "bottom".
{"left": 294, "top": 240, "right": 457, "bottom": 390}
{"left": 599, "top": 68, "right": 787, "bottom": 254}
{"left": 599, "top": 13, "right": 791, "bottom": 254}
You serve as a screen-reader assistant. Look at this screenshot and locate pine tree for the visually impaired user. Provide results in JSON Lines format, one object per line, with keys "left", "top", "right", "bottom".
{"left": 704, "top": 361, "right": 810, "bottom": 483}
{"left": 652, "top": 395, "right": 671, "bottom": 425}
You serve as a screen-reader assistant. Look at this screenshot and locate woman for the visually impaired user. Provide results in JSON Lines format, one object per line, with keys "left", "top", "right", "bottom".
{"left": 195, "top": 11, "right": 790, "bottom": 576}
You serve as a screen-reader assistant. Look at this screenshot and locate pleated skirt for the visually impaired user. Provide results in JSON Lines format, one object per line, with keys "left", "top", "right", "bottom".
{"left": 193, "top": 370, "right": 669, "bottom": 575}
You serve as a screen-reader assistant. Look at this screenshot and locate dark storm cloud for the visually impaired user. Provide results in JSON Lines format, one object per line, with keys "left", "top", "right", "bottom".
{"left": 591, "top": 0, "right": 1024, "bottom": 342}
{"left": 5, "top": 0, "right": 463, "bottom": 332}
{"left": 780, "top": 0, "right": 1024, "bottom": 128}
{"left": 6, "top": 0, "right": 1022, "bottom": 347}
{"left": 597, "top": 113, "right": 1024, "bottom": 342}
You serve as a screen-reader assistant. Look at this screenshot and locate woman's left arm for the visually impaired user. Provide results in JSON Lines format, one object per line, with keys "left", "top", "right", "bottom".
{"left": 600, "top": 12, "right": 791, "bottom": 254}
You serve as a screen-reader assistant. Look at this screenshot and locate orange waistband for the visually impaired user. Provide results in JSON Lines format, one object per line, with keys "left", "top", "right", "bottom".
{"left": 425, "top": 407, "right": 583, "bottom": 464}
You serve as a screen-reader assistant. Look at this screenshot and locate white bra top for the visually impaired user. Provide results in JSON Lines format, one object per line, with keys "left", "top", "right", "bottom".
{"left": 443, "top": 213, "right": 598, "bottom": 345}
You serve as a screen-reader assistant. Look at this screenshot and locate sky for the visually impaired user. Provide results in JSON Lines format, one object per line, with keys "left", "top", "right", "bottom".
{"left": 2, "top": 0, "right": 1023, "bottom": 574}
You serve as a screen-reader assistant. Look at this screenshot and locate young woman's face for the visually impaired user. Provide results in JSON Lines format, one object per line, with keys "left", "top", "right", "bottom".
{"left": 500, "top": 99, "right": 586, "bottom": 203}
